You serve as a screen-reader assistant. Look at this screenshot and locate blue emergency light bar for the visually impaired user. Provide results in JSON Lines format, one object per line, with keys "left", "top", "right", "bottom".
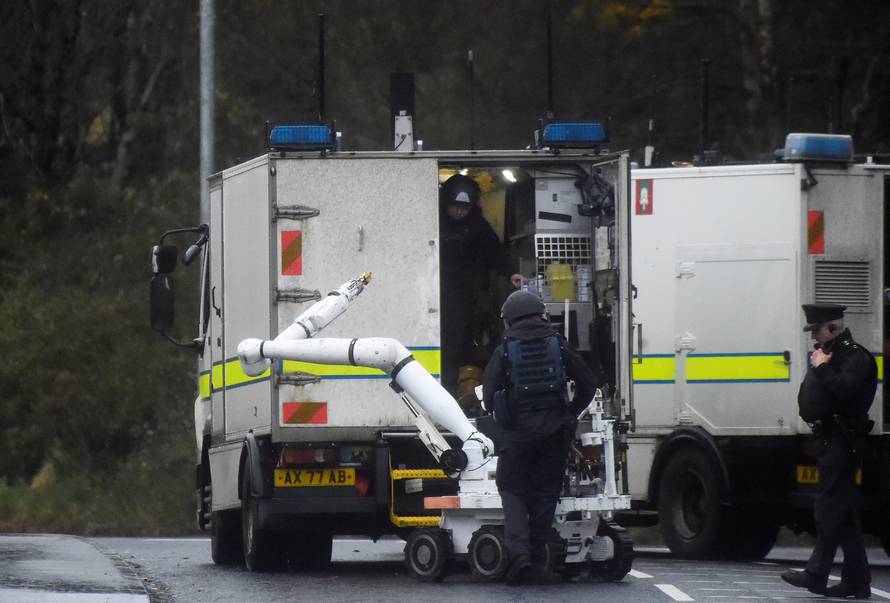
{"left": 268, "top": 124, "right": 335, "bottom": 149}
{"left": 783, "top": 133, "right": 853, "bottom": 163}
{"left": 542, "top": 122, "right": 608, "bottom": 147}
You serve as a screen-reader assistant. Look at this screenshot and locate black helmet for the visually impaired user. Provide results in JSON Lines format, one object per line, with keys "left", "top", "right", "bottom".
{"left": 441, "top": 174, "right": 480, "bottom": 206}
{"left": 501, "top": 290, "right": 545, "bottom": 325}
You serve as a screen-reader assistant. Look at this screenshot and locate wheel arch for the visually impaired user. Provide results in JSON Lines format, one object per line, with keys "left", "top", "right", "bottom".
{"left": 239, "top": 431, "right": 266, "bottom": 501}
{"left": 648, "top": 427, "right": 731, "bottom": 507}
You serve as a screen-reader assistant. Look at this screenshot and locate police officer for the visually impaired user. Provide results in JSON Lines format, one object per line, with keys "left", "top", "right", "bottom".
{"left": 440, "top": 173, "right": 522, "bottom": 395}
{"left": 781, "top": 304, "right": 876, "bottom": 599}
{"left": 482, "top": 290, "right": 600, "bottom": 585}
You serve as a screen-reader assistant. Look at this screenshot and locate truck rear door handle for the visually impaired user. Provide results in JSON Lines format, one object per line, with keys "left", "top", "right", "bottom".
{"left": 634, "top": 322, "right": 643, "bottom": 364}
{"left": 783, "top": 350, "right": 791, "bottom": 365}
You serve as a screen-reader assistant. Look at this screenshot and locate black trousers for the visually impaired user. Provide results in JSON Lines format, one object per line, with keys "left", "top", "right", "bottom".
{"left": 805, "top": 434, "right": 870, "bottom": 586}
{"left": 496, "top": 431, "right": 571, "bottom": 564}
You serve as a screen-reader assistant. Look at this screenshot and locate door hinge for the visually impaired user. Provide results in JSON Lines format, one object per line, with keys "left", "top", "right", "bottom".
{"left": 675, "top": 261, "right": 695, "bottom": 278}
{"left": 675, "top": 331, "right": 697, "bottom": 351}
{"left": 273, "top": 204, "right": 320, "bottom": 220}
{"left": 275, "top": 287, "right": 322, "bottom": 304}
{"left": 276, "top": 372, "right": 321, "bottom": 386}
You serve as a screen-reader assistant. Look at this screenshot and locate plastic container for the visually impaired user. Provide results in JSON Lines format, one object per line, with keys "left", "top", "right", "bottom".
{"left": 546, "top": 263, "right": 575, "bottom": 302}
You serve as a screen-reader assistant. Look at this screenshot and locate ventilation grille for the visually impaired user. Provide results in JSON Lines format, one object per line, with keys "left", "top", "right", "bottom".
{"left": 534, "top": 234, "right": 591, "bottom": 274}
{"left": 814, "top": 260, "right": 871, "bottom": 308}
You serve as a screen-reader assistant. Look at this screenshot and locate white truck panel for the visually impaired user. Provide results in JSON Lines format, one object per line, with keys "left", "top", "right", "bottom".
{"left": 272, "top": 158, "right": 439, "bottom": 434}
{"left": 221, "top": 157, "right": 273, "bottom": 438}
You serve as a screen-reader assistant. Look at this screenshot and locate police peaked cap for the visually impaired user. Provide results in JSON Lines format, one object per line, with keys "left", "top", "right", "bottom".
{"left": 802, "top": 303, "right": 846, "bottom": 331}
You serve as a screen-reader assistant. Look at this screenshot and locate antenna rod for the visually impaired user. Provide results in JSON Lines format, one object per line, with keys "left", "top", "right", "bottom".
{"left": 318, "top": 13, "right": 326, "bottom": 122}
{"left": 468, "top": 50, "right": 475, "bottom": 150}
{"left": 699, "top": 58, "right": 710, "bottom": 160}
{"left": 546, "top": 10, "right": 554, "bottom": 119}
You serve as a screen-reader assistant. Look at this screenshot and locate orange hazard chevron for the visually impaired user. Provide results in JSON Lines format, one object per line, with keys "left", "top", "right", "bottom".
{"left": 281, "top": 230, "right": 303, "bottom": 275}
{"left": 808, "top": 211, "right": 824, "bottom": 254}
{"left": 282, "top": 401, "right": 327, "bottom": 424}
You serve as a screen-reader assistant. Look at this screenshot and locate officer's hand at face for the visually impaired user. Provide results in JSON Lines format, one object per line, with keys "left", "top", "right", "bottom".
{"left": 511, "top": 273, "right": 523, "bottom": 288}
{"left": 811, "top": 348, "right": 832, "bottom": 368}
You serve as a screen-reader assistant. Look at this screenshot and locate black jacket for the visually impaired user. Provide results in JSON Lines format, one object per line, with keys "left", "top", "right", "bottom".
{"left": 440, "top": 210, "right": 513, "bottom": 294}
{"left": 797, "top": 328, "right": 877, "bottom": 423}
{"left": 482, "top": 317, "right": 601, "bottom": 441}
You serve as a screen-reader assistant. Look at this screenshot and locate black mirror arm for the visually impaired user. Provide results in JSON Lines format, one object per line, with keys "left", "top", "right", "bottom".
{"left": 159, "top": 224, "right": 209, "bottom": 246}
{"left": 162, "top": 331, "right": 205, "bottom": 354}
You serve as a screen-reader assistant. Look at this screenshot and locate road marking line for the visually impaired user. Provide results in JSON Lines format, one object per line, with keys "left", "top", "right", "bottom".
{"left": 731, "top": 581, "right": 779, "bottom": 585}
{"left": 655, "top": 584, "right": 694, "bottom": 601}
{"left": 754, "top": 561, "right": 779, "bottom": 566}
{"left": 629, "top": 569, "right": 653, "bottom": 578}
{"left": 872, "top": 587, "right": 890, "bottom": 600}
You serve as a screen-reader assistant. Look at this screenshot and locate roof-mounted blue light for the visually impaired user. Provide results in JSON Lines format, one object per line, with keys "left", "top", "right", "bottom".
{"left": 542, "top": 122, "right": 608, "bottom": 147}
{"left": 269, "top": 124, "right": 335, "bottom": 149}
{"left": 783, "top": 133, "right": 853, "bottom": 163}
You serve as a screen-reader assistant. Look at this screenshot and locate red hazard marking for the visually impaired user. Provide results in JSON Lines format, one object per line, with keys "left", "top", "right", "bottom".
{"left": 281, "top": 231, "right": 303, "bottom": 275}
{"left": 635, "top": 180, "right": 653, "bottom": 215}
{"left": 282, "top": 402, "right": 327, "bottom": 425}
{"left": 808, "top": 211, "right": 825, "bottom": 254}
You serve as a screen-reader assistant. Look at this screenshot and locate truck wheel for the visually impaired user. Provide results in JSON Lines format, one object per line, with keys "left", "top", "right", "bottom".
{"left": 468, "top": 526, "right": 507, "bottom": 581}
{"left": 658, "top": 447, "right": 724, "bottom": 558}
{"left": 286, "top": 532, "right": 334, "bottom": 571}
{"left": 241, "top": 469, "right": 279, "bottom": 572}
{"left": 211, "top": 509, "right": 244, "bottom": 565}
{"left": 404, "top": 528, "right": 453, "bottom": 582}
{"left": 589, "top": 520, "right": 634, "bottom": 581}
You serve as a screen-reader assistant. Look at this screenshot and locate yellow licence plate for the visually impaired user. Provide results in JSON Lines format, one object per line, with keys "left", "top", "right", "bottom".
{"left": 275, "top": 467, "right": 355, "bottom": 487}
{"left": 796, "top": 465, "right": 862, "bottom": 485}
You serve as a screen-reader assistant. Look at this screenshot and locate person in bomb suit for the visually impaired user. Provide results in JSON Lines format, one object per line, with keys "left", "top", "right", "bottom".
{"left": 482, "top": 290, "right": 601, "bottom": 585}
{"left": 781, "top": 303, "right": 876, "bottom": 600}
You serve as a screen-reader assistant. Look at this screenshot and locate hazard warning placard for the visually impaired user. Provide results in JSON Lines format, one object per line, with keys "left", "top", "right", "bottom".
{"left": 281, "top": 230, "right": 303, "bottom": 275}
{"left": 281, "top": 401, "right": 327, "bottom": 425}
{"left": 807, "top": 211, "right": 824, "bottom": 254}
{"left": 636, "top": 179, "right": 653, "bottom": 215}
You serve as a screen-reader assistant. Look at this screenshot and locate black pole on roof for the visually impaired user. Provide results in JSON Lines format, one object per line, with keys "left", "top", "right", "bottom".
{"left": 318, "top": 13, "right": 326, "bottom": 122}
{"left": 546, "top": 8, "right": 554, "bottom": 120}
{"left": 699, "top": 58, "right": 710, "bottom": 160}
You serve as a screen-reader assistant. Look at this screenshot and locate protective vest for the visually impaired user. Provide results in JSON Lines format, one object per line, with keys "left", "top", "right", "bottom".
{"left": 503, "top": 334, "right": 568, "bottom": 417}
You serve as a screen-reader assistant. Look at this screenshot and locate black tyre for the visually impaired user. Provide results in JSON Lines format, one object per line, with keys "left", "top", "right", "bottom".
{"left": 211, "top": 509, "right": 244, "bottom": 565}
{"left": 589, "top": 520, "right": 634, "bottom": 581}
{"left": 286, "top": 532, "right": 334, "bottom": 571}
{"left": 657, "top": 447, "right": 724, "bottom": 558}
{"left": 468, "top": 526, "right": 508, "bottom": 581}
{"left": 404, "top": 528, "right": 453, "bottom": 582}
{"left": 241, "top": 469, "right": 279, "bottom": 572}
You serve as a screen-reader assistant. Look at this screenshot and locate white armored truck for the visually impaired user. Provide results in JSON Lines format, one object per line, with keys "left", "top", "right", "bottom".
{"left": 622, "top": 134, "right": 890, "bottom": 559}
{"left": 149, "top": 121, "right": 636, "bottom": 578}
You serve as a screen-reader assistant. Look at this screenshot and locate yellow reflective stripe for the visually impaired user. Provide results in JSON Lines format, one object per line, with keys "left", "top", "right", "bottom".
{"left": 687, "top": 354, "right": 789, "bottom": 382}
{"left": 392, "top": 469, "right": 449, "bottom": 480}
{"left": 225, "top": 360, "right": 270, "bottom": 387}
{"left": 876, "top": 354, "right": 883, "bottom": 382}
{"left": 632, "top": 356, "right": 675, "bottom": 383}
{"left": 199, "top": 373, "right": 211, "bottom": 399}
{"left": 282, "top": 348, "right": 441, "bottom": 378}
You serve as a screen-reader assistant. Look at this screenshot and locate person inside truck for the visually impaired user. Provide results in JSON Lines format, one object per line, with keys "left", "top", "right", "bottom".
{"left": 439, "top": 173, "right": 522, "bottom": 404}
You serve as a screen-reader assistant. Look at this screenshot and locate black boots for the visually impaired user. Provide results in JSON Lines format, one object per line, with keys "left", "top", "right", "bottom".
{"left": 825, "top": 582, "right": 871, "bottom": 599}
{"left": 780, "top": 570, "right": 827, "bottom": 595}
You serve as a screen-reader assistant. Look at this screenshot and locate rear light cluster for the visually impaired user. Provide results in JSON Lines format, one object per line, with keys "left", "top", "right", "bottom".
{"left": 276, "top": 445, "right": 372, "bottom": 468}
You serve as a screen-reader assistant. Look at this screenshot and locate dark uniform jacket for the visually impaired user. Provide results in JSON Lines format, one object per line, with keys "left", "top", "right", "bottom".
{"left": 440, "top": 210, "right": 513, "bottom": 295}
{"left": 798, "top": 328, "right": 877, "bottom": 424}
{"left": 482, "top": 316, "right": 601, "bottom": 442}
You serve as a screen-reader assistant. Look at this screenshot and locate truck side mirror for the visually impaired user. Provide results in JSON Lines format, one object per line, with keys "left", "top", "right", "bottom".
{"left": 152, "top": 244, "right": 178, "bottom": 274}
{"left": 150, "top": 274, "right": 175, "bottom": 332}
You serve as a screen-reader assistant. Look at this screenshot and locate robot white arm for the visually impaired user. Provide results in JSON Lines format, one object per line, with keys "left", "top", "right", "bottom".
{"left": 238, "top": 336, "right": 494, "bottom": 473}
{"left": 240, "top": 272, "right": 372, "bottom": 377}
{"left": 236, "top": 271, "right": 493, "bottom": 474}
